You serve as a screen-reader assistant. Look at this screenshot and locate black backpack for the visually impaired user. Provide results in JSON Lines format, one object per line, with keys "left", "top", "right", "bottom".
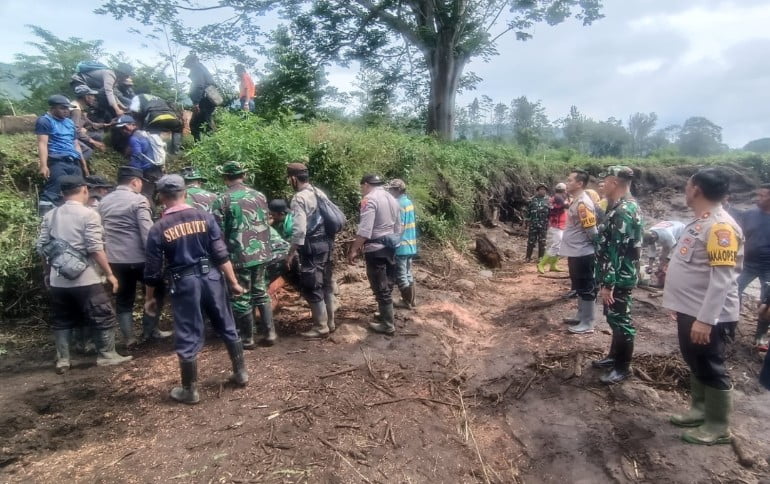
{"left": 313, "top": 188, "right": 346, "bottom": 237}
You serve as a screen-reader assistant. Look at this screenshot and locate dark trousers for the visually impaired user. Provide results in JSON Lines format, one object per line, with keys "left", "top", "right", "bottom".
{"left": 604, "top": 287, "right": 635, "bottom": 338}
{"left": 141, "top": 166, "right": 164, "bottom": 206}
{"left": 49, "top": 284, "right": 116, "bottom": 330}
{"left": 110, "top": 262, "right": 164, "bottom": 314}
{"left": 41, "top": 158, "right": 83, "bottom": 205}
{"left": 298, "top": 240, "right": 332, "bottom": 304}
{"left": 760, "top": 350, "right": 770, "bottom": 390}
{"left": 365, "top": 247, "right": 396, "bottom": 305}
{"left": 567, "top": 255, "right": 596, "bottom": 301}
{"left": 677, "top": 313, "right": 735, "bottom": 390}
{"left": 190, "top": 98, "right": 216, "bottom": 141}
{"left": 171, "top": 269, "right": 239, "bottom": 361}
{"left": 526, "top": 227, "right": 547, "bottom": 259}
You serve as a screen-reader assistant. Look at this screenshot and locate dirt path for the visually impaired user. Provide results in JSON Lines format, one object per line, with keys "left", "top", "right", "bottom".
{"left": 1, "top": 227, "right": 769, "bottom": 483}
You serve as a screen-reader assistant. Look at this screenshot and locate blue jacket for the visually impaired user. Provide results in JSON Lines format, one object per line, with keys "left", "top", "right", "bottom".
{"left": 128, "top": 132, "right": 155, "bottom": 171}
{"left": 396, "top": 195, "right": 417, "bottom": 256}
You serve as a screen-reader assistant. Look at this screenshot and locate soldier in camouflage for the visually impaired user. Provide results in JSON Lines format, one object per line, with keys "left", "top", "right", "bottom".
{"left": 592, "top": 166, "right": 643, "bottom": 384}
{"left": 212, "top": 161, "right": 275, "bottom": 348}
{"left": 525, "top": 183, "right": 550, "bottom": 262}
{"left": 183, "top": 168, "right": 217, "bottom": 212}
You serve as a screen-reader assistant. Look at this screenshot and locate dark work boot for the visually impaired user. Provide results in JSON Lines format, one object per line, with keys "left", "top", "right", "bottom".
{"left": 170, "top": 359, "right": 200, "bottom": 404}
{"left": 72, "top": 326, "right": 96, "bottom": 355}
{"left": 236, "top": 312, "right": 256, "bottom": 349}
{"left": 256, "top": 303, "right": 277, "bottom": 346}
{"left": 302, "top": 301, "right": 330, "bottom": 338}
{"left": 600, "top": 336, "right": 633, "bottom": 384}
{"left": 142, "top": 313, "right": 172, "bottom": 342}
{"left": 224, "top": 339, "right": 249, "bottom": 387}
{"left": 324, "top": 292, "right": 337, "bottom": 333}
{"left": 53, "top": 329, "right": 72, "bottom": 374}
{"left": 409, "top": 283, "right": 417, "bottom": 308}
{"left": 395, "top": 286, "right": 413, "bottom": 309}
{"left": 525, "top": 244, "right": 534, "bottom": 262}
{"left": 563, "top": 300, "right": 584, "bottom": 325}
{"left": 369, "top": 303, "right": 396, "bottom": 335}
{"left": 117, "top": 312, "right": 138, "bottom": 348}
{"left": 95, "top": 328, "right": 133, "bottom": 367}
{"left": 593, "top": 331, "right": 621, "bottom": 368}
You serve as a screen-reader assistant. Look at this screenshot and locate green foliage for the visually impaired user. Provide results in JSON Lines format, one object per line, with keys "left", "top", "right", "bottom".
{"left": 678, "top": 116, "right": 725, "bottom": 157}
{"left": 743, "top": 138, "right": 770, "bottom": 154}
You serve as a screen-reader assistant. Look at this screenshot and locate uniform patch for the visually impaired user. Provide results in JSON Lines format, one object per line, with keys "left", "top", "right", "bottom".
{"left": 702, "top": 212, "right": 710, "bottom": 220}
{"left": 360, "top": 197, "right": 369, "bottom": 210}
{"left": 682, "top": 236, "right": 695, "bottom": 247}
{"left": 706, "top": 223, "right": 738, "bottom": 267}
{"left": 680, "top": 247, "right": 688, "bottom": 255}
{"left": 695, "top": 224, "right": 702, "bottom": 231}
{"left": 688, "top": 229, "right": 700, "bottom": 237}
{"left": 577, "top": 202, "right": 596, "bottom": 229}
{"left": 652, "top": 221, "right": 672, "bottom": 229}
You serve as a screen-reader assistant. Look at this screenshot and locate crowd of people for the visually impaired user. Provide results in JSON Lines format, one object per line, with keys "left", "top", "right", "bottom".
{"left": 523, "top": 166, "right": 770, "bottom": 446}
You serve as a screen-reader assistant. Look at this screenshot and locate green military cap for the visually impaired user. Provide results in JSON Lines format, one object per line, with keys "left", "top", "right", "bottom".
{"left": 600, "top": 165, "right": 634, "bottom": 180}
{"left": 217, "top": 160, "right": 246, "bottom": 176}
{"left": 182, "top": 167, "right": 207, "bottom": 182}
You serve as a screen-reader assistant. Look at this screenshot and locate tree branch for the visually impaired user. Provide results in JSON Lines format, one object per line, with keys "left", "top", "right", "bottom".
{"left": 352, "top": 0, "right": 424, "bottom": 48}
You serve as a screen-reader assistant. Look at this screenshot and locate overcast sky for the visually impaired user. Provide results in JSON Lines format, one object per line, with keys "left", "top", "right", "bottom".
{"left": 2, "top": 0, "right": 769, "bottom": 147}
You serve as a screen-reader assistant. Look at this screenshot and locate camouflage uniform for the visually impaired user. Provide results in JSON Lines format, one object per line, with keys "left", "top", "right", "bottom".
{"left": 211, "top": 161, "right": 273, "bottom": 347}
{"left": 526, "top": 194, "right": 550, "bottom": 261}
{"left": 596, "top": 195, "right": 643, "bottom": 338}
{"left": 183, "top": 168, "right": 217, "bottom": 212}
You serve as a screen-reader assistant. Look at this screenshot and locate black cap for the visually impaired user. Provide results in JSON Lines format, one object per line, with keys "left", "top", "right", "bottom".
{"left": 360, "top": 174, "right": 384, "bottom": 185}
{"left": 85, "top": 175, "right": 114, "bottom": 189}
{"left": 59, "top": 175, "right": 87, "bottom": 192}
{"left": 48, "top": 94, "right": 71, "bottom": 106}
{"left": 117, "top": 166, "right": 146, "bottom": 181}
{"left": 268, "top": 199, "right": 288, "bottom": 213}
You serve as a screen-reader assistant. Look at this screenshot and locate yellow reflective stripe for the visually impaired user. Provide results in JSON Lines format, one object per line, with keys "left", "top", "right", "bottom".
{"left": 402, "top": 206, "right": 414, "bottom": 212}
{"left": 404, "top": 223, "right": 416, "bottom": 229}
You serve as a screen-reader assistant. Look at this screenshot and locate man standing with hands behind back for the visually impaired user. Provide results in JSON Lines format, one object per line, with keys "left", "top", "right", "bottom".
{"left": 663, "top": 168, "right": 743, "bottom": 445}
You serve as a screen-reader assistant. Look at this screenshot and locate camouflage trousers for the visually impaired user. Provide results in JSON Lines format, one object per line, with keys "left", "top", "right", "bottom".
{"left": 232, "top": 264, "right": 270, "bottom": 315}
{"left": 603, "top": 287, "right": 636, "bottom": 338}
{"left": 526, "top": 226, "right": 547, "bottom": 259}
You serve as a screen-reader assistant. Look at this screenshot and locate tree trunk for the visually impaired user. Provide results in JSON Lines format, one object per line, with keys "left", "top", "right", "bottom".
{"left": 425, "top": 36, "right": 466, "bottom": 141}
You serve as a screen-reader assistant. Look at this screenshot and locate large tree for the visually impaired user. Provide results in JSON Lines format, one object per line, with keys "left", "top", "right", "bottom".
{"left": 510, "top": 95, "right": 549, "bottom": 155}
{"left": 677, "top": 116, "right": 724, "bottom": 157}
{"left": 98, "top": 0, "right": 603, "bottom": 140}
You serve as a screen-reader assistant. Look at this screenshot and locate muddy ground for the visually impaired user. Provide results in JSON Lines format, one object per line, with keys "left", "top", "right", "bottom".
{"left": 2, "top": 221, "right": 770, "bottom": 484}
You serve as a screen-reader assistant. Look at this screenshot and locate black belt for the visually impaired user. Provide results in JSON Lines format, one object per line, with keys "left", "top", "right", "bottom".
{"left": 169, "top": 259, "right": 210, "bottom": 280}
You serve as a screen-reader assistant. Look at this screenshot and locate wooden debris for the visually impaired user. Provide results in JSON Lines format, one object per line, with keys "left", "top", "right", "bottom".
{"left": 319, "top": 367, "right": 358, "bottom": 379}
{"left": 475, "top": 234, "right": 503, "bottom": 268}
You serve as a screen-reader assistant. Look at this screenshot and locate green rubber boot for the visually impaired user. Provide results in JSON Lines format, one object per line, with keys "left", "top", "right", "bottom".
{"left": 548, "top": 256, "right": 564, "bottom": 272}
{"left": 536, "top": 256, "right": 548, "bottom": 274}
{"left": 681, "top": 386, "right": 732, "bottom": 445}
{"left": 670, "top": 375, "right": 705, "bottom": 427}
{"left": 53, "top": 329, "right": 72, "bottom": 374}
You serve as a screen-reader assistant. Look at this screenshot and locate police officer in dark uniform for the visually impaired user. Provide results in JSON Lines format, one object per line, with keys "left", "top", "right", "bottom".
{"left": 143, "top": 175, "right": 248, "bottom": 404}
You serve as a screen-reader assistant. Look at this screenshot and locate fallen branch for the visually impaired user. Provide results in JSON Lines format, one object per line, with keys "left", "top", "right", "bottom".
{"left": 515, "top": 374, "right": 538, "bottom": 400}
{"left": 731, "top": 435, "right": 757, "bottom": 468}
{"left": 319, "top": 438, "right": 372, "bottom": 484}
{"left": 103, "top": 450, "right": 136, "bottom": 468}
{"left": 365, "top": 396, "right": 458, "bottom": 407}
{"left": 319, "top": 367, "right": 358, "bottom": 379}
{"left": 459, "top": 390, "right": 491, "bottom": 484}
{"left": 267, "top": 404, "right": 309, "bottom": 420}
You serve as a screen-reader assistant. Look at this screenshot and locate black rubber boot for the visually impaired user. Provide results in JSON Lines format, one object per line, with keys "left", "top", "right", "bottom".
{"left": 236, "top": 312, "right": 256, "bottom": 349}
{"left": 302, "top": 301, "right": 330, "bottom": 338}
{"left": 224, "top": 339, "right": 249, "bottom": 387}
{"left": 593, "top": 331, "right": 621, "bottom": 368}
{"left": 142, "top": 313, "right": 172, "bottom": 342}
{"left": 256, "top": 303, "right": 277, "bottom": 346}
{"left": 409, "top": 283, "right": 417, "bottom": 308}
{"left": 525, "top": 244, "right": 534, "bottom": 262}
{"left": 117, "top": 312, "right": 138, "bottom": 348}
{"left": 395, "top": 286, "right": 413, "bottom": 309}
{"left": 369, "top": 303, "right": 396, "bottom": 335}
{"left": 600, "top": 336, "right": 633, "bottom": 384}
{"left": 53, "top": 329, "right": 72, "bottom": 374}
{"left": 170, "top": 359, "right": 200, "bottom": 404}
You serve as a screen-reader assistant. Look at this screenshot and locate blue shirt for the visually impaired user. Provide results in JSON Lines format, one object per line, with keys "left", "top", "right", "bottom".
{"left": 735, "top": 207, "right": 770, "bottom": 268}
{"left": 128, "top": 132, "right": 154, "bottom": 171}
{"left": 34, "top": 113, "right": 80, "bottom": 159}
{"left": 396, "top": 194, "right": 417, "bottom": 256}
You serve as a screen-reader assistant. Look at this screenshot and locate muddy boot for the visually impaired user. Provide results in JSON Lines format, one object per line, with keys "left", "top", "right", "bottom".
{"left": 537, "top": 256, "right": 548, "bottom": 274}
{"left": 395, "top": 286, "right": 413, "bottom": 309}
{"left": 117, "top": 312, "right": 138, "bottom": 348}
{"left": 525, "top": 244, "right": 534, "bottom": 263}
{"left": 256, "top": 303, "right": 277, "bottom": 346}
{"left": 72, "top": 326, "right": 96, "bottom": 355}
{"left": 682, "top": 386, "right": 732, "bottom": 445}
{"left": 53, "top": 329, "right": 72, "bottom": 374}
{"left": 755, "top": 318, "right": 770, "bottom": 350}
{"left": 236, "top": 312, "right": 256, "bottom": 349}
{"left": 670, "top": 376, "right": 706, "bottom": 427}
{"left": 224, "top": 339, "right": 249, "bottom": 387}
{"left": 369, "top": 303, "right": 396, "bottom": 335}
{"left": 568, "top": 299, "right": 595, "bottom": 334}
{"left": 325, "top": 292, "right": 337, "bottom": 333}
{"left": 95, "top": 328, "right": 133, "bottom": 367}
{"left": 142, "top": 313, "right": 172, "bottom": 342}
{"left": 170, "top": 359, "right": 200, "bottom": 404}
{"left": 302, "top": 301, "right": 330, "bottom": 338}
{"left": 600, "top": 336, "right": 633, "bottom": 384}
{"left": 593, "top": 331, "right": 622, "bottom": 368}
{"left": 548, "top": 256, "right": 564, "bottom": 272}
